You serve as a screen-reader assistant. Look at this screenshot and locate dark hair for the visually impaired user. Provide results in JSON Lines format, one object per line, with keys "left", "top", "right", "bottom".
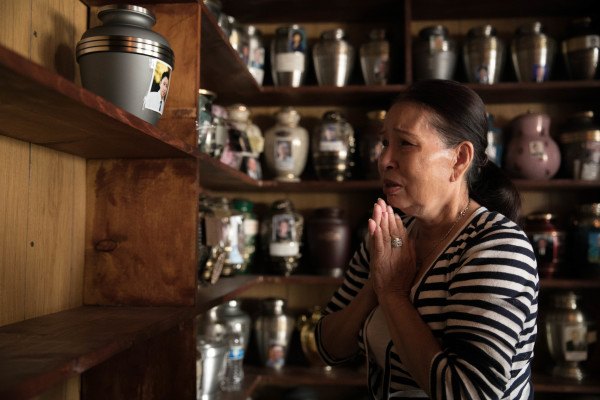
{"left": 160, "top": 70, "right": 170, "bottom": 81}
{"left": 394, "top": 79, "right": 521, "bottom": 221}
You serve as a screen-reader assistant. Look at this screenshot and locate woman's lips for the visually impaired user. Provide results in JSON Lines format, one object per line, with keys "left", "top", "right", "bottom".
{"left": 382, "top": 179, "right": 402, "bottom": 195}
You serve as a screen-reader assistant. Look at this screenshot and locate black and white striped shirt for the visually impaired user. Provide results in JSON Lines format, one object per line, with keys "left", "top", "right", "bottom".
{"left": 316, "top": 207, "right": 538, "bottom": 399}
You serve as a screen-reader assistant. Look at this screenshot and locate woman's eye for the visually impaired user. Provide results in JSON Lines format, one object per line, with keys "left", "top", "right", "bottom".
{"left": 381, "top": 139, "right": 389, "bottom": 147}
{"left": 401, "top": 140, "right": 414, "bottom": 146}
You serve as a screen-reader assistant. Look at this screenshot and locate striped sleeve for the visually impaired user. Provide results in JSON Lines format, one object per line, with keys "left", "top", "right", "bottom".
{"left": 314, "top": 238, "right": 371, "bottom": 365}
{"left": 429, "top": 213, "right": 538, "bottom": 400}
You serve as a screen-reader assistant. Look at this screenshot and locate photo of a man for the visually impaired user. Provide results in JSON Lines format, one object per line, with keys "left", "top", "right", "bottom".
{"left": 144, "top": 61, "right": 171, "bottom": 114}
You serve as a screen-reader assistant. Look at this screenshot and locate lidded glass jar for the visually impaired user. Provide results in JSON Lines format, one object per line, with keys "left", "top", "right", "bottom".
{"left": 313, "top": 29, "right": 355, "bottom": 87}
{"left": 511, "top": 22, "right": 556, "bottom": 83}
{"left": 559, "top": 111, "right": 600, "bottom": 181}
{"left": 232, "top": 198, "right": 259, "bottom": 273}
{"left": 197, "top": 89, "right": 217, "bottom": 155}
{"left": 246, "top": 25, "right": 265, "bottom": 86}
{"left": 264, "top": 107, "right": 309, "bottom": 182}
{"left": 312, "top": 111, "right": 356, "bottom": 181}
{"left": 359, "top": 110, "right": 385, "bottom": 179}
{"left": 413, "top": 25, "right": 457, "bottom": 81}
{"left": 198, "top": 194, "right": 226, "bottom": 285}
{"left": 545, "top": 291, "right": 592, "bottom": 380}
{"left": 271, "top": 25, "right": 308, "bottom": 87}
{"left": 360, "top": 29, "right": 390, "bottom": 86}
{"left": 76, "top": 5, "right": 175, "bottom": 126}
{"left": 209, "top": 197, "right": 245, "bottom": 277}
{"left": 260, "top": 199, "right": 304, "bottom": 276}
{"left": 211, "top": 104, "right": 228, "bottom": 159}
{"left": 228, "top": 16, "right": 249, "bottom": 62}
{"left": 463, "top": 24, "right": 504, "bottom": 84}
{"left": 522, "top": 212, "right": 567, "bottom": 278}
{"left": 571, "top": 203, "right": 600, "bottom": 278}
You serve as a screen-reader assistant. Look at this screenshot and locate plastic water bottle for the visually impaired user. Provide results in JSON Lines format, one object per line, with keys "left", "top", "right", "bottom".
{"left": 220, "top": 332, "right": 244, "bottom": 392}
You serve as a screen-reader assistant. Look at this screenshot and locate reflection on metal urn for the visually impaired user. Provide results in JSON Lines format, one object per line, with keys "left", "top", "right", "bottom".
{"left": 254, "top": 298, "right": 295, "bottom": 369}
{"left": 313, "top": 29, "right": 355, "bottom": 87}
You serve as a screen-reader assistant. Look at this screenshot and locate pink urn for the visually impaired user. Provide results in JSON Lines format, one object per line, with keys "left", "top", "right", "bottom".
{"left": 505, "top": 111, "right": 561, "bottom": 180}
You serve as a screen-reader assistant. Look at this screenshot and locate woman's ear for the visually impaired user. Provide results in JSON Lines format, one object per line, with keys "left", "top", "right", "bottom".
{"left": 451, "top": 141, "right": 474, "bottom": 182}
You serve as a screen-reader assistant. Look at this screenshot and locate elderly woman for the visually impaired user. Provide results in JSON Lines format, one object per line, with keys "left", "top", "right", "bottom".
{"left": 315, "top": 80, "right": 538, "bottom": 399}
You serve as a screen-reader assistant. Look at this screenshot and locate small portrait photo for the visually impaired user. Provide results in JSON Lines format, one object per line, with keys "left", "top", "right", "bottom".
{"left": 374, "top": 58, "right": 389, "bottom": 81}
{"left": 272, "top": 214, "right": 294, "bottom": 242}
{"left": 529, "top": 140, "right": 545, "bottom": 159}
{"left": 533, "top": 64, "right": 547, "bottom": 82}
{"left": 267, "top": 344, "right": 286, "bottom": 368}
{"left": 219, "top": 145, "right": 243, "bottom": 170}
{"left": 275, "top": 138, "right": 293, "bottom": 171}
{"left": 533, "top": 234, "right": 554, "bottom": 262}
{"left": 251, "top": 47, "right": 265, "bottom": 69}
{"left": 322, "top": 124, "right": 338, "bottom": 142}
{"left": 144, "top": 60, "right": 171, "bottom": 114}
{"left": 476, "top": 65, "right": 489, "bottom": 84}
{"left": 288, "top": 29, "right": 306, "bottom": 53}
{"left": 563, "top": 326, "right": 588, "bottom": 361}
{"left": 242, "top": 155, "right": 262, "bottom": 180}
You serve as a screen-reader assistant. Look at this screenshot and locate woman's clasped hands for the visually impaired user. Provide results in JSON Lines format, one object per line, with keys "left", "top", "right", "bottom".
{"left": 368, "top": 198, "right": 417, "bottom": 299}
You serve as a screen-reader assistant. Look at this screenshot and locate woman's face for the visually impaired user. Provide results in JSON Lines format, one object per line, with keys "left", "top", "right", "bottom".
{"left": 378, "top": 101, "right": 457, "bottom": 217}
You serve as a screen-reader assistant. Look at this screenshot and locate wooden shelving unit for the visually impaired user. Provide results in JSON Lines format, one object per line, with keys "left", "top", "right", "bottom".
{"left": 2, "top": 0, "right": 599, "bottom": 398}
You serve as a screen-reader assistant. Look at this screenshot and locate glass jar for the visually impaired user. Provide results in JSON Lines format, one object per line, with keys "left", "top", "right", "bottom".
{"left": 211, "top": 104, "right": 228, "bottom": 159}
{"left": 219, "top": 104, "right": 253, "bottom": 171}
{"left": 198, "top": 194, "right": 226, "bottom": 285}
{"left": 523, "top": 213, "right": 567, "bottom": 278}
{"left": 545, "top": 291, "right": 591, "bottom": 380}
{"left": 312, "top": 111, "right": 356, "bottom": 181}
{"left": 209, "top": 197, "right": 245, "bottom": 277}
{"left": 571, "top": 203, "right": 600, "bottom": 278}
{"left": 559, "top": 111, "right": 600, "bottom": 180}
{"left": 228, "top": 17, "right": 248, "bottom": 62}
{"left": 263, "top": 107, "right": 309, "bottom": 182}
{"left": 232, "top": 198, "right": 259, "bottom": 273}
{"left": 360, "top": 28, "right": 389, "bottom": 86}
{"left": 260, "top": 199, "right": 304, "bottom": 276}
{"left": 197, "top": 88, "right": 217, "bottom": 155}
{"left": 359, "top": 110, "right": 385, "bottom": 179}
{"left": 413, "top": 25, "right": 457, "bottom": 81}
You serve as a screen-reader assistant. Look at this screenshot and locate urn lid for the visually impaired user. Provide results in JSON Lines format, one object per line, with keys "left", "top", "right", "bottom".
{"left": 515, "top": 21, "right": 546, "bottom": 36}
{"left": 368, "top": 28, "right": 387, "bottom": 41}
{"left": 321, "top": 28, "right": 347, "bottom": 41}
{"left": 276, "top": 107, "right": 301, "bottom": 126}
{"left": 419, "top": 25, "right": 449, "bottom": 39}
{"left": 77, "top": 4, "right": 175, "bottom": 67}
{"left": 262, "top": 297, "right": 287, "bottom": 314}
{"left": 321, "top": 110, "right": 347, "bottom": 122}
{"left": 560, "top": 111, "right": 600, "bottom": 143}
{"left": 467, "top": 24, "right": 497, "bottom": 38}
{"left": 246, "top": 25, "right": 262, "bottom": 37}
{"left": 198, "top": 88, "right": 217, "bottom": 101}
{"left": 366, "top": 110, "right": 386, "bottom": 121}
{"left": 271, "top": 199, "right": 296, "bottom": 212}
{"left": 227, "top": 103, "right": 251, "bottom": 122}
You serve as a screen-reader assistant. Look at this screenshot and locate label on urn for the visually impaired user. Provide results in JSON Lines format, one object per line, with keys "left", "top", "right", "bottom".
{"left": 275, "top": 53, "right": 305, "bottom": 72}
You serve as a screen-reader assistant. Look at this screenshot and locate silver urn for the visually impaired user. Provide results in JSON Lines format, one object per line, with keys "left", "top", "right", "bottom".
{"left": 312, "top": 111, "right": 356, "bottom": 181}
{"left": 511, "top": 22, "right": 556, "bottom": 83}
{"left": 271, "top": 25, "right": 307, "bottom": 87}
{"left": 545, "top": 291, "right": 592, "bottom": 380}
{"left": 562, "top": 18, "right": 600, "bottom": 80}
{"left": 360, "top": 28, "right": 390, "bottom": 85}
{"left": 254, "top": 298, "right": 295, "bottom": 369}
{"left": 217, "top": 299, "right": 252, "bottom": 353}
{"left": 413, "top": 25, "right": 457, "bottom": 81}
{"left": 313, "top": 29, "right": 355, "bottom": 87}
{"left": 463, "top": 25, "right": 505, "bottom": 84}
{"left": 196, "top": 336, "right": 228, "bottom": 400}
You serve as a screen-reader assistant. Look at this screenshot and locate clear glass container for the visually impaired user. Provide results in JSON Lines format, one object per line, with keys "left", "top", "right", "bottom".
{"left": 209, "top": 197, "right": 245, "bottom": 277}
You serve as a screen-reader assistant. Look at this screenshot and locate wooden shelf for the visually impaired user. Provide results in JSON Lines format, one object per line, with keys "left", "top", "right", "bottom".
{"left": 513, "top": 179, "right": 600, "bottom": 190}
{"left": 0, "top": 306, "right": 194, "bottom": 400}
{"left": 0, "top": 45, "right": 197, "bottom": 160}
{"left": 533, "top": 373, "right": 600, "bottom": 394}
{"left": 540, "top": 279, "right": 600, "bottom": 289}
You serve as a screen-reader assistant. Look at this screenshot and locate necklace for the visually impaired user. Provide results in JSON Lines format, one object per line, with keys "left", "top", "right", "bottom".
{"left": 415, "top": 197, "right": 471, "bottom": 269}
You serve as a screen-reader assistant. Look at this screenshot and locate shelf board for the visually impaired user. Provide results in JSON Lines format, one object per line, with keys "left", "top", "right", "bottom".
{"left": 540, "top": 278, "right": 600, "bottom": 289}
{"left": 0, "top": 306, "right": 195, "bottom": 400}
{"left": 513, "top": 179, "right": 600, "bottom": 190}
{"left": 0, "top": 45, "right": 196, "bottom": 159}
{"left": 533, "top": 373, "right": 600, "bottom": 394}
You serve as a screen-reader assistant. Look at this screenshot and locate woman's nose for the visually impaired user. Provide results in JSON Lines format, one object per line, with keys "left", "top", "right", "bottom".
{"left": 378, "top": 148, "right": 396, "bottom": 171}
